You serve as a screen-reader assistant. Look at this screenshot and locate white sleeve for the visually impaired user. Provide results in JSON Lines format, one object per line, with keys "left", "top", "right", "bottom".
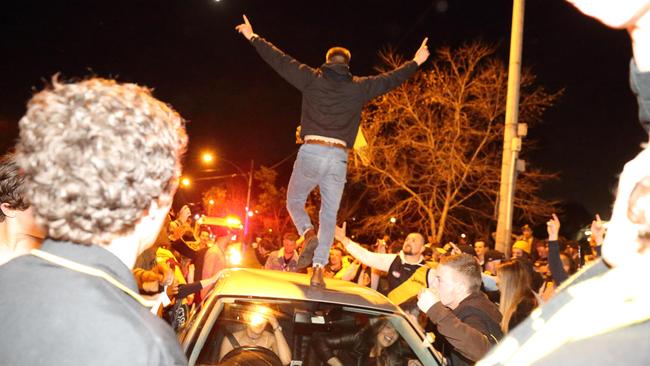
{"left": 343, "top": 239, "right": 397, "bottom": 272}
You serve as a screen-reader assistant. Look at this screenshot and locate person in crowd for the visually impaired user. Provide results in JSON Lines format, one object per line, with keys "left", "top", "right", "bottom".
{"left": 0, "top": 153, "right": 45, "bottom": 265}
{"left": 536, "top": 214, "right": 582, "bottom": 301}
{"left": 474, "top": 240, "right": 488, "bottom": 269}
{"left": 335, "top": 222, "right": 427, "bottom": 294}
{"left": 219, "top": 305, "right": 292, "bottom": 365}
{"left": 517, "top": 224, "right": 535, "bottom": 253}
{"left": 323, "top": 244, "right": 350, "bottom": 278}
{"left": 264, "top": 232, "right": 300, "bottom": 272}
{"left": 511, "top": 240, "right": 531, "bottom": 260}
{"left": 417, "top": 254, "right": 502, "bottom": 366}
{"left": 482, "top": 249, "right": 505, "bottom": 275}
{"left": 478, "top": 1, "right": 650, "bottom": 364}
{"left": 242, "top": 236, "right": 276, "bottom": 269}
{"left": 496, "top": 259, "right": 537, "bottom": 333}
{"left": 236, "top": 14, "right": 431, "bottom": 288}
{"left": 198, "top": 228, "right": 230, "bottom": 300}
{"left": 197, "top": 228, "right": 214, "bottom": 249}
{"left": 169, "top": 204, "right": 193, "bottom": 239}
{"left": 339, "top": 257, "right": 374, "bottom": 287}
{"left": 532, "top": 240, "right": 549, "bottom": 268}
{"left": 135, "top": 213, "right": 173, "bottom": 272}
{"left": 546, "top": 213, "right": 571, "bottom": 287}
{"left": 0, "top": 77, "right": 188, "bottom": 364}
{"left": 133, "top": 261, "right": 174, "bottom": 294}
{"left": 587, "top": 213, "right": 606, "bottom": 261}
{"left": 312, "top": 317, "right": 419, "bottom": 366}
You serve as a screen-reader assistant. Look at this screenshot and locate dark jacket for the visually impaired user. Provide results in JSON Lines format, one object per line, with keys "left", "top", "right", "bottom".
{"left": 426, "top": 292, "right": 503, "bottom": 366}
{"left": 0, "top": 240, "right": 186, "bottom": 366}
{"left": 250, "top": 36, "right": 419, "bottom": 147}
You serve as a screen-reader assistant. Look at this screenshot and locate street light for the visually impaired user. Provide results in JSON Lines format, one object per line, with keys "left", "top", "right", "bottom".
{"left": 202, "top": 152, "right": 215, "bottom": 164}
{"left": 181, "top": 177, "right": 191, "bottom": 188}
{"left": 197, "top": 152, "right": 255, "bottom": 242}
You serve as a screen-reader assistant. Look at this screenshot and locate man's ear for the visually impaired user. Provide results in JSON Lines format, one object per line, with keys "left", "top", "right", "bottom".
{"left": 0, "top": 203, "right": 16, "bottom": 219}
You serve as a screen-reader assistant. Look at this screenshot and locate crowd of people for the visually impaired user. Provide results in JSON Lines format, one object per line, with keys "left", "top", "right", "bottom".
{"left": 0, "top": 0, "right": 649, "bottom": 365}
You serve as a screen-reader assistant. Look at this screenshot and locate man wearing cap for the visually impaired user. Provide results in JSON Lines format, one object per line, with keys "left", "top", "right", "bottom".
{"left": 236, "top": 15, "right": 431, "bottom": 287}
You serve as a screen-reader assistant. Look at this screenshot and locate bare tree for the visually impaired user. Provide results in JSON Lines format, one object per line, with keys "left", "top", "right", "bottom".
{"left": 348, "top": 43, "right": 560, "bottom": 243}
{"left": 253, "top": 166, "right": 292, "bottom": 236}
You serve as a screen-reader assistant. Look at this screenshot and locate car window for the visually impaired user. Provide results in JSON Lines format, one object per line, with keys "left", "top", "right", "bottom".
{"left": 187, "top": 297, "right": 440, "bottom": 366}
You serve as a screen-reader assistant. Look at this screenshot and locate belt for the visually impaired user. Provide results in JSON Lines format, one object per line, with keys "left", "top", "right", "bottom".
{"left": 304, "top": 139, "right": 347, "bottom": 150}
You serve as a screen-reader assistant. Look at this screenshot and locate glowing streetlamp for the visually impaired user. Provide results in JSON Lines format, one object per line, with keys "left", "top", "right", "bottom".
{"left": 180, "top": 177, "right": 191, "bottom": 188}
{"left": 389, "top": 217, "right": 397, "bottom": 224}
{"left": 201, "top": 151, "right": 215, "bottom": 164}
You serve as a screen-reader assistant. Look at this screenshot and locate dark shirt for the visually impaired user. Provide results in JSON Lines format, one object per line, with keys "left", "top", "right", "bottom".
{"left": 250, "top": 36, "right": 418, "bottom": 147}
{"left": 0, "top": 239, "right": 186, "bottom": 366}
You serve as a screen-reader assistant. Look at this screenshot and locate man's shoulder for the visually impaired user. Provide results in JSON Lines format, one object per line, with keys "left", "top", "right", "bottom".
{"left": 456, "top": 292, "right": 501, "bottom": 320}
{"left": 0, "top": 261, "right": 185, "bottom": 364}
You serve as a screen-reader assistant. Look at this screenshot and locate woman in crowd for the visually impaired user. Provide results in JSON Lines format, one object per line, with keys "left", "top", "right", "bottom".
{"left": 496, "top": 259, "right": 538, "bottom": 333}
{"left": 312, "top": 317, "right": 419, "bottom": 366}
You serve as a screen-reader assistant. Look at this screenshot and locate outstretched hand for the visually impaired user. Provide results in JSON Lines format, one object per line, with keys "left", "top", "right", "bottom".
{"left": 547, "top": 213, "right": 561, "bottom": 241}
{"left": 590, "top": 213, "right": 606, "bottom": 246}
{"left": 235, "top": 14, "right": 256, "bottom": 40}
{"left": 413, "top": 37, "right": 430, "bottom": 66}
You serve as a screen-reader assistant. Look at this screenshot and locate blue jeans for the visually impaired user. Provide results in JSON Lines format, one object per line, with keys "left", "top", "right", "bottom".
{"left": 287, "top": 144, "right": 348, "bottom": 267}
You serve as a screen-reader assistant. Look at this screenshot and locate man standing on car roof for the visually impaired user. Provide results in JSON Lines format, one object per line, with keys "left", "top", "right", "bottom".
{"left": 236, "top": 15, "right": 430, "bottom": 288}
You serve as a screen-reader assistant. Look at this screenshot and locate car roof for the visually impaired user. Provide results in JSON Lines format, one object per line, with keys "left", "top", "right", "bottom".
{"left": 208, "top": 268, "right": 400, "bottom": 312}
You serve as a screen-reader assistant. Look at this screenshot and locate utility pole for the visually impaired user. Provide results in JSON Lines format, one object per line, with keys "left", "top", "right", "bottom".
{"left": 496, "top": 0, "right": 526, "bottom": 257}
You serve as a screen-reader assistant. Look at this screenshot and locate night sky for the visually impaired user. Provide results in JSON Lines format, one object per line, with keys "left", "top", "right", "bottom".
{"left": 1, "top": 0, "right": 646, "bottom": 225}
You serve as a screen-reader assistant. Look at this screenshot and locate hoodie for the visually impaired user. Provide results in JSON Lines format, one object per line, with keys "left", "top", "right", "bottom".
{"left": 250, "top": 36, "right": 418, "bottom": 147}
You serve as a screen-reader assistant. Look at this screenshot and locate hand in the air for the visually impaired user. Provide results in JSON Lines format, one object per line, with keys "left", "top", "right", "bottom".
{"left": 235, "top": 14, "right": 256, "bottom": 40}
{"left": 413, "top": 37, "right": 430, "bottom": 66}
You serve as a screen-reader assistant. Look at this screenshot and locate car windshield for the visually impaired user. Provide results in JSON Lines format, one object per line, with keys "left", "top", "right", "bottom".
{"left": 184, "top": 297, "right": 439, "bottom": 366}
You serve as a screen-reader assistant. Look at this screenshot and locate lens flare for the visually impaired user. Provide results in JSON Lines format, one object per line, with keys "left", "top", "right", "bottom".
{"left": 247, "top": 306, "right": 269, "bottom": 326}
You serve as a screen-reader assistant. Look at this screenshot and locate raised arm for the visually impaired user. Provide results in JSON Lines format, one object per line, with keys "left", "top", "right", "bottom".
{"left": 236, "top": 15, "right": 316, "bottom": 91}
{"left": 335, "top": 223, "right": 396, "bottom": 271}
{"left": 360, "top": 37, "right": 430, "bottom": 101}
{"left": 546, "top": 213, "right": 569, "bottom": 285}
{"left": 267, "top": 314, "right": 292, "bottom": 366}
